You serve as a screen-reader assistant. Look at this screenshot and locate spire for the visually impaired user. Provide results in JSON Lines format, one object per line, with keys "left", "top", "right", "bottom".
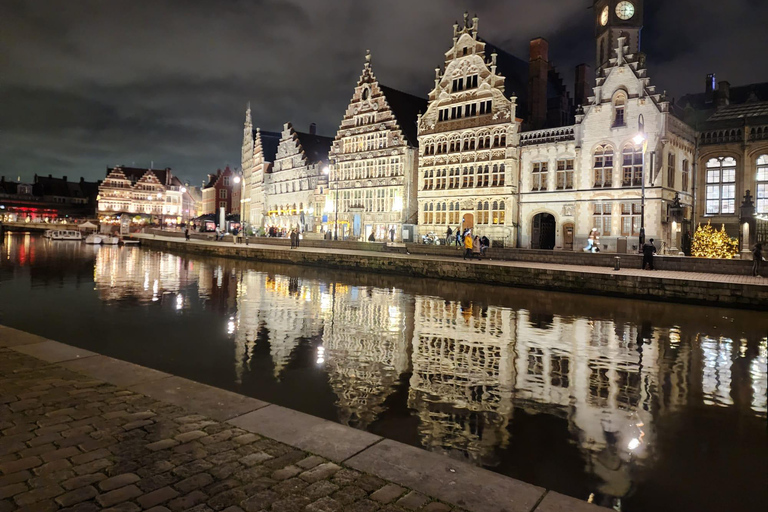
{"left": 365, "top": 49, "right": 371, "bottom": 66}
{"left": 245, "top": 102, "right": 252, "bottom": 127}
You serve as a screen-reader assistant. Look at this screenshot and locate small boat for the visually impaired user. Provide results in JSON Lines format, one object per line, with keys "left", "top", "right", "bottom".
{"left": 43, "top": 230, "right": 54, "bottom": 239}
{"left": 85, "top": 233, "right": 119, "bottom": 245}
{"left": 120, "top": 239, "right": 141, "bottom": 246}
{"left": 50, "top": 230, "right": 82, "bottom": 241}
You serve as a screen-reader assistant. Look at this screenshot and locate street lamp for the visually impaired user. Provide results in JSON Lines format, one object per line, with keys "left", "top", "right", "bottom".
{"left": 180, "top": 187, "right": 187, "bottom": 226}
{"left": 634, "top": 114, "right": 647, "bottom": 249}
{"left": 323, "top": 165, "right": 338, "bottom": 240}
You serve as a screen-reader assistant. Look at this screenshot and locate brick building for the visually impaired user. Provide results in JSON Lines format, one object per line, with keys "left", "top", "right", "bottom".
{"left": 201, "top": 166, "right": 242, "bottom": 216}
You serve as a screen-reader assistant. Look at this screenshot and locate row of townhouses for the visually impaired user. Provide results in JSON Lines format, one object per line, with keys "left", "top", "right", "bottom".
{"left": 240, "top": 0, "right": 768, "bottom": 252}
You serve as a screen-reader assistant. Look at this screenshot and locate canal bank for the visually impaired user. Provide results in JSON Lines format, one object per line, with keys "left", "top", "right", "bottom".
{"left": 136, "top": 234, "right": 768, "bottom": 310}
{"left": 0, "top": 325, "right": 603, "bottom": 512}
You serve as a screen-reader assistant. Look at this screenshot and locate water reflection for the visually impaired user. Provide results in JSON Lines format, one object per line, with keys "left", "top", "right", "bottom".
{"left": 2, "top": 233, "right": 766, "bottom": 512}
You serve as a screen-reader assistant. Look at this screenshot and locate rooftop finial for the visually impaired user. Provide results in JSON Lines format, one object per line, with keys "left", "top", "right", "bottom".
{"left": 472, "top": 14, "right": 478, "bottom": 36}
{"left": 365, "top": 49, "right": 371, "bottom": 64}
{"left": 463, "top": 11, "right": 469, "bottom": 28}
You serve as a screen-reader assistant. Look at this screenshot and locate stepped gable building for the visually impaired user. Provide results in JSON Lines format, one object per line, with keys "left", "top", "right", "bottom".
{"left": 241, "top": 104, "right": 281, "bottom": 229}
{"left": 678, "top": 78, "right": 768, "bottom": 247}
{"left": 201, "top": 166, "right": 241, "bottom": 216}
{"left": 98, "top": 166, "right": 191, "bottom": 226}
{"left": 328, "top": 51, "right": 427, "bottom": 241}
{"left": 519, "top": 0, "right": 695, "bottom": 253}
{"left": 265, "top": 122, "right": 333, "bottom": 233}
{"left": 416, "top": 14, "right": 544, "bottom": 245}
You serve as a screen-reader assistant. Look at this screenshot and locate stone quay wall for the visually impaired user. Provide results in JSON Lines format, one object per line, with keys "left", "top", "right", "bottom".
{"left": 139, "top": 237, "right": 768, "bottom": 310}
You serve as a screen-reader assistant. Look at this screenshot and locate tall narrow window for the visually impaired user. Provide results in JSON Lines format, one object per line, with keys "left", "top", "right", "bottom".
{"left": 621, "top": 202, "right": 641, "bottom": 235}
{"left": 756, "top": 155, "right": 768, "bottom": 213}
{"left": 622, "top": 145, "right": 643, "bottom": 187}
{"left": 556, "top": 159, "right": 575, "bottom": 190}
{"left": 682, "top": 159, "right": 690, "bottom": 192}
{"left": 593, "top": 203, "right": 612, "bottom": 236}
{"left": 613, "top": 93, "right": 626, "bottom": 127}
{"left": 705, "top": 157, "right": 737, "bottom": 214}
{"left": 532, "top": 162, "right": 548, "bottom": 191}
{"left": 667, "top": 152, "right": 676, "bottom": 188}
{"left": 594, "top": 144, "right": 613, "bottom": 188}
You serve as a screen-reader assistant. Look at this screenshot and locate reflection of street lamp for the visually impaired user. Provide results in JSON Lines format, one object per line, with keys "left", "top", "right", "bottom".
{"left": 633, "top": 114, "right": 647, "bottom": 249}
{"left": 323, "top": 165, "right": 338, "bottom": 240}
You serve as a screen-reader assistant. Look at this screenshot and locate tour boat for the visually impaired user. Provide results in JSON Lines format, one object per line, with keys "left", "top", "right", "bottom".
{"left": 49, "top": 230, "right": 82, "bottom": 241}
{"left": 43, "top": 230, "right": 54, "bottom": 239}
{"left": 85, "top": 233, "right": 119, "bottom": 245}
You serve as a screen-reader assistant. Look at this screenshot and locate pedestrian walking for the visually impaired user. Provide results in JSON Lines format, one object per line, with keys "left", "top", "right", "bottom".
{"left": 455, "top": 226, "right": 462, "bottom": 247}
{"left": 290, "top": 229, "right": 297, "bottom": 249}
{"left": 184, "top": 227, "right": 190, "bottom": 241}
{"left": 472, "top": 235, "right": 481, "bottom": 260}
{"left": 390, "top": 227, "right": 395, "bottom": 242}
{"left": 642, "top": 238, "right": 657, "bottom": 270}
{"left": 295, "top": 229, "right": 301, "bottom": 248}
{"left": 752, "top": 242, "right": 764, "bottom": 277}
{"left": 481, "top": 235, "right": 490, "bottom": 257}
{"left": 446, "top": 226, "right": 453, "bottom": 245}
{"left": 463, "top": 232, "right": 474, "bottom": 260}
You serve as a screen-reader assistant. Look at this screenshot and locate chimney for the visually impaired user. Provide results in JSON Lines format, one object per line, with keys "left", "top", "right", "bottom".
{"left": 49, "top": 174, "right": 52, "bottom": 179}
{"left": 528, "top": 38, "right": 549, "bottom": 130}
{"left": 63, "top": 176, "right": 68, "bottom": 182}
{"left": 80, "top": 177, "right": 85, "bottom": 183}
{"left": 574, "top": 63, "right": 592, "bottom": 108}
{"left": 309, "top": 123, "right": 317, "bottom": 135}
{"left": 716, "top": 81, "right": 730, "bottom": 106}
{"left": 705, "top": 73, "right": 716, "bottom": 104}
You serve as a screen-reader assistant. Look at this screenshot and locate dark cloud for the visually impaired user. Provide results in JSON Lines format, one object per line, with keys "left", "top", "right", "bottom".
{"left": 1, "top": 0, "right": 765, "bottom": 184}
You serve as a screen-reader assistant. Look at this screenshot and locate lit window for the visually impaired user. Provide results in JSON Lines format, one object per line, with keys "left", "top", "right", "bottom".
{"left": 613, "top": 92, "right": 626, "bottom": 127}
{"left": 532, "top": 162, "right": 548, "bottom": 191}
{"left": 593, "top": 203, "right": 612, "bottom": 236}
{"left": 556, "top": 159, "right": 574, "bottom": 190}
{"left": 622, "top": 144, "right": 643, "bottom": 187}
{"left": 593, "top": 144, "right": 614, "bottom": 188}
{"left": 757, "top": 155, "right": 768, "bottom": 214}
{"left": 621, "top": 202, "right": 641, "bottom": 235}
{"left": 705, "top": 157, "right": 737, "bottom": 214}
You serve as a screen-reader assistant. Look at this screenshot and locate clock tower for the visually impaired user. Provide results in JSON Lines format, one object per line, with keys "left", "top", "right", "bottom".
{"left": 594, "top": 0, "right": 643, "bottom": 70}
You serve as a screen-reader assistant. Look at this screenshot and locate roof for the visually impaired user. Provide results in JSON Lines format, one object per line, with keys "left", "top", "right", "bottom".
{"left": 678, "top": 81, "right": 768, "bottom": 111}
{"left": 106, "top": 166, "right": 172, "bottom": 186}
{"left": 379, "top": 85, "right": 428, "bottom": 147}
{"left": 253, "top": 129, "right": 282, "bottom": 163}
{"left": 708, "top": 101, "right": 768, "bottom": 121}
{"left": 677, "top": 81, "right": 768, "bottom": 128}
{"left": 295, "top": 131, "right": 334, "bottom": 164}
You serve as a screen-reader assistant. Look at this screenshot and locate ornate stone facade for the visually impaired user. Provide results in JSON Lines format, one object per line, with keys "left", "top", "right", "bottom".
{"left": 327, "top": 52, "right": 426, "bottom": 241}
{"left": 264, "top": 123, "right": 332, "bottom": 233}
{"left": 416, "top": 15, "right": 520, "bottom": 245}
{"left": 241, "top": 105, "right": 281, "bottom": 230}
{"left": 98, "top": 166, "right": 188, "bottom": 226}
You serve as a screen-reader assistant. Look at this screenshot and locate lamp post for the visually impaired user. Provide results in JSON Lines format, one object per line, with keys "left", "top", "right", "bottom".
{"left": 633, "top": 114, "right": 647, "bottom": 250}
{"left": 179, "top": 187, "right": 187, "bottom": 227}
{"left": 157, "top": 192, "right": 164, "bottom": 231}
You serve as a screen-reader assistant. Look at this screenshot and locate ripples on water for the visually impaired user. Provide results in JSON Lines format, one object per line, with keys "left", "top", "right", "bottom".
{"left": 1, "top": 233, "right": 766, "bottom": 512}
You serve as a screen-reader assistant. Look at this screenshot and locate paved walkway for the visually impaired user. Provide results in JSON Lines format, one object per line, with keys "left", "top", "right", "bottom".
{"left": 137, "top": 234, "right": 768, "bottom": 287}
{"left": 0, "top": 326, "right": 601, "bottom": 512}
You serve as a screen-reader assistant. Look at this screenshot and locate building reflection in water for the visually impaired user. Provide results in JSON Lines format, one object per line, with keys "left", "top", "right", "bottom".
{"left": 72, "top": 240, "right": 767, "bottom": 509}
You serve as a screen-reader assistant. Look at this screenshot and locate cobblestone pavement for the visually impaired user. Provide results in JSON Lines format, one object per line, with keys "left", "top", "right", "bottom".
{"left": 0, "top": 348, "right": 465, "bottom": 512}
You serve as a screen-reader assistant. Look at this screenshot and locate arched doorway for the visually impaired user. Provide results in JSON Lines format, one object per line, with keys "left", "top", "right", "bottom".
{"left": 532, "top": 213, "right": 556, "bottom": 250}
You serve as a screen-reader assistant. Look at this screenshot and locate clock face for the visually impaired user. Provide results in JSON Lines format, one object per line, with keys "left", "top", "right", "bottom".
{"left": 615, "top": 1, "right": 635, "bottom": 20}
{"left": 600, "top": 6, "right": 609, "bottom": 26}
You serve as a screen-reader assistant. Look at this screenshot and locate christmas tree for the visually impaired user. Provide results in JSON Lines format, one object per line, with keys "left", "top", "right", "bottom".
{"left": 691, "top": 221, "right": 739, "bottom": 259}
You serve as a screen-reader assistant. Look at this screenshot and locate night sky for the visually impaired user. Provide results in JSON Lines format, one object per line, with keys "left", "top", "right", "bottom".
{"left": 2, "top": 0, "right": 766, "bottom": 186}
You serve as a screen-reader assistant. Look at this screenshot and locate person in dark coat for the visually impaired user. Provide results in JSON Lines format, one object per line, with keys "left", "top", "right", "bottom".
{"left": 184, "top": 227, "right": 190, "bottom": 241}
{"left": 642, "top": 238, "right": 657, "bottom": 270}
{"left": 368, "top": 232, "right": 375, "bottom": 242}
{"left": 389, "top": 227, "right": 395, "bottom": 242}
{"left": 290, "top": 229, "right": 297, "bottom": 249}
{"left": 752, "top": 242, "right": 763, "bottom": 277}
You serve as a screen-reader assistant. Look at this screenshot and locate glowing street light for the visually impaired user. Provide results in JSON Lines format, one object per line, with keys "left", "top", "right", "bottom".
{"left": 635, "top": 113, "right": 647, "bottom": 249}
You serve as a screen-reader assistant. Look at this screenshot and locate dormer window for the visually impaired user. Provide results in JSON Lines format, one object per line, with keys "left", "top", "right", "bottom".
{"left": 362, "top": 87, "right": 370, "bottom": 100}
{"left": 613, "top": 92, "right": 627, "bottom": 127}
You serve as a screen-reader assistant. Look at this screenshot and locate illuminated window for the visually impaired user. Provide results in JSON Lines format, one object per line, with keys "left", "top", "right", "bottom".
{"left": 705, "top": 157, "right": 737, "bottom": 214}
{"left": 532, "top": 162, "right": 548, "bottom": 191}
{"left": 593, "top": 144, "right": 614, "bottom": 188}
{"left": 593, "top": 203, "right": 612, "bottom": 236}
{"left": 556, "top": 159, "right": 574, "bottom": 190}
{"left": 613, "top": 92, "right": 626, "bottom": 127}
{"left": 757, "top": 155, "right": 768, "bottom": 214}
{"left": 622, "top": 144, "right": 643, "bottom": 187}
{"left": 621, "top": 201, "right": 641, "bottom": 235}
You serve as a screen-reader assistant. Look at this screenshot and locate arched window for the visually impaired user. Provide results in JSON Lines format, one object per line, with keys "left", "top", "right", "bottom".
{"left": 613, "top": 92, "right": 627, "bottom": 127}
{"left": 757, "top": 155, "right": 768, "bottom": 213}
{"left": 622, "top": 144, "right": 643, "bottom": 187}
{"left": 705, "top": 157, "right": 737, "bottom": 214}
{"left": 594, "top": 144, "right": 614, "bottom": 188}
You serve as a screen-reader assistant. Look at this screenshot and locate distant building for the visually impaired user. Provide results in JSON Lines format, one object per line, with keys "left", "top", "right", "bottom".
{"left": 201, "top": 166, "right": 241, "bottom": 217}
{"left": 241, "top": 106, "right": 281, "bottom": 229}
{"left": 98, "top": 166, "right": 192, "bottom": 226}
{"left": 264, "top": 123, "right": 332, "bottom": 233}
{"left": 0, "top": 174, "right": 100, "bottom": 222}
{"left": 328, "top": 51, "right": 427, "bottom": 241}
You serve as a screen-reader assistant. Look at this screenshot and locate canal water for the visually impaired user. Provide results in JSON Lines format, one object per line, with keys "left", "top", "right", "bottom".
{"left": 1, "top": 233, "right": 766, "bottom": 512}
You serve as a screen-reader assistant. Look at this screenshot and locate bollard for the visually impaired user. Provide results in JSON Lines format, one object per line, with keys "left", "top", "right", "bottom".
{"left": 614, "top": 256, "right": 621, "bottom": 271}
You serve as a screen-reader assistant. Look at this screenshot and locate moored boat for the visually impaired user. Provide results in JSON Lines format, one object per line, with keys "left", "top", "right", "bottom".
{"left": 49, "top": 230, "right": 82, "bottom": 241}
{"left": 85, "top": 234, "right": 119, "bottom": 245}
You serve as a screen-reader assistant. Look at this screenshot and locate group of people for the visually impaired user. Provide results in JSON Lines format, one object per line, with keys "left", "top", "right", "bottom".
{"left": 289, "top": 228, "right": 301, "bottom": 249}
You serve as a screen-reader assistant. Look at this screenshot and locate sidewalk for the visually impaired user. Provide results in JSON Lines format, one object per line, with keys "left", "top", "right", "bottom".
{"left": 138, "top": 234, "right": 768, "bottom": 287}
{"left": 0, "top": 326, "right": 601, "bottom": 512}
